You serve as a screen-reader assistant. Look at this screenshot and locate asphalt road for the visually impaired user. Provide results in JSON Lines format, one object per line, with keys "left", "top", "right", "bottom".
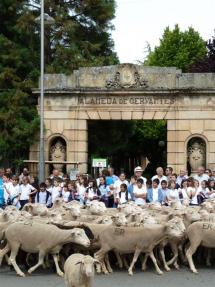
{"left": 0, "top": 266, "right": 215, "bottom": 287}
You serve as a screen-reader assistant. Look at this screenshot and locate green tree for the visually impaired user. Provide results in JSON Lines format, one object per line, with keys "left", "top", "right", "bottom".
{"left": 0, "top": 0, "right": 118, "bottom": 168}
{"left": 189, "top": 36, "right": 215, "bottom": 72}
{"left": 145, "top": 25, "right": 207, "bottom": 72}
{"left": 0, "top": 0, "right": 40, "bottom": 168}
{"left": 29, "top": 0, "right": 119, "bottom": 73}
{"left": 88, "top": 120, "right": 167, "bottom": 176}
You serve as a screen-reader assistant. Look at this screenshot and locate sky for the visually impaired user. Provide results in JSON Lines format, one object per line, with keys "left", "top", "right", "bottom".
{"left": 112, "top": 0, "right": 215, "bottom": 63}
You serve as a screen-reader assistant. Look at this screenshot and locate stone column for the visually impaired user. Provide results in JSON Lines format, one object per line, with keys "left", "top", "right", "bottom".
{"left": 167, "top": 119, "right": 190, "bottom": 174}
{"left": 63, "top": 119, "right": 88, "bottom": 174}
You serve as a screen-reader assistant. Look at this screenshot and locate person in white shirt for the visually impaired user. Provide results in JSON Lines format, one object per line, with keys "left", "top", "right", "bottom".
{"left": 152, "top": 167, "right": 168, "bottom": 188}
{"left": 117, "top": 183, "right": 131, "bottom": 205}
{"left": 133, "top": 178, "right": 147, "bottom": 206}
{"left": 50, "top": 179, "right": 62, "bottom": 205}
{"left": 188, "top": 179, "right": 200, "bottom": 205}
{"left": 114, "top": 173, "right": 129, "bottom": 199}
{"left": 194, "top": 166, "right": 209, "bottom": 184}
{"left": 4, "top": 175, "right": 21, "bottom": 209}
{"left": 134, "top": 166, "right": 147, "bottom": 185}
{"left": 178, "top": 179, "right": 190, "bottom": 203}
{"left": 62, "top": 184, "right": 70, "bottom": 203}
{"left": 19, "top": 176, "right": 37, "bottom": 209}
{"left": 166, "top": 180, "right": 180, "bottom": 206}
{"left": 49, "top": 168, "right": 63, "bottom": 180}
{"left": 85, "top": 179, "right": 101, "bottom": 205}
{"left": 3, "top": 174, "right": 13, "bottom": 203}
{"left": 35, "top": 182, "right": 51, "bottom": 206}
{"left": 77, "top": 176, "right": 88, "bottom": 205}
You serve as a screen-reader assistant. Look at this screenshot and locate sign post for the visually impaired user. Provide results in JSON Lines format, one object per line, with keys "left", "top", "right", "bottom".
{"left": 92, "top": 158, "right": 107, "bottom": 178}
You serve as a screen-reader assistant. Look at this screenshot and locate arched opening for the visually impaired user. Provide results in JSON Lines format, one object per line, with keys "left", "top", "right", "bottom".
{"left": 49, "top": 136, "right": 67, "bottom": 175}
{"left": 187, "top": 137, "right": 206, "bottom": 174}
{"left": 88, "top": 120, "right": 167, "bottom": 177}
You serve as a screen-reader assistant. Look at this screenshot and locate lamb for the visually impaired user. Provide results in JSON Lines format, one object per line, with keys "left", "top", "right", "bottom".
{"left": 64, "top": 253, "right": 98, "bottom": 287}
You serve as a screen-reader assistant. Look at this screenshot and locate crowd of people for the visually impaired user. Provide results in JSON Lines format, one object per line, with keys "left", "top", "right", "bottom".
{"left": 0, "top": 165, "right": 215, "bottom": 210}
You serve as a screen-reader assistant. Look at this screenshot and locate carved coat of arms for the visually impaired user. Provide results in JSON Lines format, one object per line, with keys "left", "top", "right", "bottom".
{"left": 106, "top": 64, "right": 148, "bottom": 89}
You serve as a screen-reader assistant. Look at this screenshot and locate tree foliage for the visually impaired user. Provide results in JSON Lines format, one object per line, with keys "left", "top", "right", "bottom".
{"left": 0, "top": 0, "right": 40, "bottom": 168}
{"left": 189, "top": 36, "right": 215, "bottom": 72}
{"left": 28, "top": 0, "right": 119, "bottom": 73}
{"left": 144, "top": 25, "right": 207, "bottom": 72}
{"left": 0, "top": 0, "right": 118, "bottom": 168}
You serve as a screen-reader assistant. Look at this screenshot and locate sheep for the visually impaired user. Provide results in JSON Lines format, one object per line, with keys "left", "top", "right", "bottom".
{"left": 64, "top": 253, "right": 98, "bottom": 287}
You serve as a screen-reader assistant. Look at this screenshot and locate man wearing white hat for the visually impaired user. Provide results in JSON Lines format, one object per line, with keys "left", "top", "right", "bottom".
{"left": 134, "top": 166, "right": 147, "bottom": 185}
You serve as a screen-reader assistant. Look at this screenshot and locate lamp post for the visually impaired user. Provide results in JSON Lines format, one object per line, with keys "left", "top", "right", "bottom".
{"left": 36, "top": 1, "right": 55, "bottom": 183}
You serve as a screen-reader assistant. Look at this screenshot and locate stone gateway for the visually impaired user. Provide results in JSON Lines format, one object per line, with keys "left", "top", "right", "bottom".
{"left": 27, "top": 64, "right": 215, "bottom": 175}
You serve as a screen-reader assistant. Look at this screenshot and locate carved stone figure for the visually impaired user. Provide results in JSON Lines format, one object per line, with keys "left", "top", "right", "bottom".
{"left": 50, "top": 139, "right": 66, "bottom": 172}
{"left": 188, "top": 139, "right": 206, "bottom": 172}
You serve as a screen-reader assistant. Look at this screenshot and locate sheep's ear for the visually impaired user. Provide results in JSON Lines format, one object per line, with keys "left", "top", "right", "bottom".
{"left": 93, "top": 259, "right": 101, "bottom": 265}
{"left": 2, "top": 212, "right": 9, "bottom": 221}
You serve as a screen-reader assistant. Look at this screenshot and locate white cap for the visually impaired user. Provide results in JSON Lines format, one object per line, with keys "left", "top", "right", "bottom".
{"left": 134, "top": 166, "right": 143, "bottom": 172}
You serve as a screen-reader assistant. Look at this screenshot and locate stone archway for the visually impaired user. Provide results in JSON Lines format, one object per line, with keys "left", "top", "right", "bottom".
{"left": 27, "top": 64, "right": 215, "bottom": 176}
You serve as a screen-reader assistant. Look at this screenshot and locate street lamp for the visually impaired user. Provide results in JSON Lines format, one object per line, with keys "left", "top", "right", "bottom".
{"left": 36, "top": 1, "right": 55, "bottom": 183}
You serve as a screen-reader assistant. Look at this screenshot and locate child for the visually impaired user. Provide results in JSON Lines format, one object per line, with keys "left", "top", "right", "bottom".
{"left": 208, "top": 180, "right": 215, "bottom": 198}
{"left": 50, "top": 178, "right": 62, "bottom": 205}
{"left": 166, "top": 180, "right": 180, "bottom": 206}
{"left": 3, "top": 174, "right": 13, "bottom": 204}
{"left": 98, "top": 176, "right": 109, "bottom": 207}
{"left": 127, "top": 176, "right": 137, "bottom": 201}
{"left": 133, "top": 178, "right": 147, "bottom": 206}
{"left": 197, "top": 180, "right": 210, "bottom": 203}
{"left": 147, "top": 178, "right": 163, "bottom": 204}
{"left": 62, "top": 184, "right": 70, "bottom": 203}
{"left": 19, "top": 176, "right": 37, "bottom": 209}
{"left": 77, "top": 176, "right": 88, "bottom": 205}
{"left": 189, "top": 179, "right": 200, "bottom": 205}
{"left": 118, "top": 183, "right": 130, "bottom": 205}
{"left": 68, "top": 181, "right": 79, "bottom": 202}
{"left": 178, "top": 179, "right": 190, "bottom": 203}
{"left": 4, "top": 175, "right": 21, "bottom": 209}
{"left": 85, "top": 179, "right": 101, "bottom": 205}
{"left": 35, "top": 183, "right": 51, "bottom": 206}
{"left": 160, "top": 180, "right": 168, "bottom": 204}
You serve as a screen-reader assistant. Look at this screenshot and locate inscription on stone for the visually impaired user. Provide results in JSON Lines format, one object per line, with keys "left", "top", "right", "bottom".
{"left": 78, "top": 96, "right": 175, "bottom": 105}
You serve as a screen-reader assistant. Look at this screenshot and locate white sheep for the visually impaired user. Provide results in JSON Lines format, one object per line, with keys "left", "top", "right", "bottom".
{"left": 64, "top": 253, "right": 99, "bottom": 287}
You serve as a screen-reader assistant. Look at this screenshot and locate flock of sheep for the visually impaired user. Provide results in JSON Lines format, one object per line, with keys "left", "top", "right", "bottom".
{"left": 1, "top": 199, "right": 215, "bottom": 286}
